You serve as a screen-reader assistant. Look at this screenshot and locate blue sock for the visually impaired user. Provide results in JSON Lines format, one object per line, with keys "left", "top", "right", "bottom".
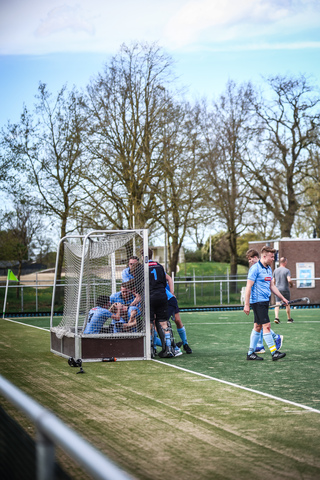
{"left": 263, "top": 332, "right": 277, "bottom": 355}
{"left": 248, "top": 330, "right": 261, "bottom": 355}
{"left": 165, "top": 332, "right": 171, "bottom": 347}
{"left": 256, "top": 330, "right": 264, "bottom": 348}
{"left": 270, "top": 329, "right": 278, "bottom": 341}
{"left": 177, "top": 326, "right": 187, "bottom": 345}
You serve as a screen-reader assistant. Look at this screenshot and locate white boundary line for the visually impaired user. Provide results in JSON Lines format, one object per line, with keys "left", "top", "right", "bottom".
{"left": 1, "top": 317, "right": 49, "bottom": 331}
{"left": 187, "top": 321, "right": 320, "bottom": 325}
{"left": 152, "top": 359, "right": 320, "bottom": 414}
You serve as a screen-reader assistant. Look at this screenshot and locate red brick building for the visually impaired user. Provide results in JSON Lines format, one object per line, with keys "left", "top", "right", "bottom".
{"left": 248, "top": 238, "right": 320, "bottom": 304}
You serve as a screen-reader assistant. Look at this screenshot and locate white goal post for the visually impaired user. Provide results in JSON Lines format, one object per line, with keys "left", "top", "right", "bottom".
{"left": 50, "top": 229, "right": 151, "bottom": 361}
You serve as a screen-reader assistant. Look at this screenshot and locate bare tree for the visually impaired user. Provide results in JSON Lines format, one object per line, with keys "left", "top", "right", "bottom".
{"left": 156, "top": 100, "right": 210, "bottom": 274}
{"left": 80, "top": 42, "right": 176, "bottom": 233}
{"left": 0, "top": 197, "right": 42, "bottom": 300}
{"left": 202, "top": 80, "right": 255, "bottom": 277}
{"left": 297, "top": 147, "right": 320, "bottom": 237}
{"left": 1, "top": 83, "right": 87, "bottom": 279}
{"left": 245, "top": 75, "right": 320, "bottom": 237}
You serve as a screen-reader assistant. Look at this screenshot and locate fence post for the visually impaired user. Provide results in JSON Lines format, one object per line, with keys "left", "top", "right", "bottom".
{"left": 220, "top": 282, "right": 223, "bottom": 305}
{"left": 36, "top": 273, "right": 38, "bottom": 313}
{"left": 36, "top": 429, "right": 55, "bottom": 480}
{"left": 227, "top": 269, "right": 230, "bottom": 304}
{"left": 193, "top": 269, "right": 196, "bottom": 306}
{"left": 21, "top": 286, "right": 24, "bottom": 312}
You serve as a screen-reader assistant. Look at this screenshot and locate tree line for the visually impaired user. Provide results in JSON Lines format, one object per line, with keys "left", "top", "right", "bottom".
{"left": 1, "top": 42, "right": 320, "bottom": 279}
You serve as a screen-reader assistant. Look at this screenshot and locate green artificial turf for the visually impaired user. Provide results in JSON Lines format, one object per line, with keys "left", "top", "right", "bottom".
{"left": 1, "top": 309, "right": 320, "bottom": 480}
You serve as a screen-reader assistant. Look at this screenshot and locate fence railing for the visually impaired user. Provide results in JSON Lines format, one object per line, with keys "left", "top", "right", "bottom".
{"left": 1, "top": 277, "right": 319, "bottom": 314}
{"left": 0, "top": 375, "right": 133, "bottom": 480}
{"left": 174, "top": 274, "right": 248, "bottom": 306}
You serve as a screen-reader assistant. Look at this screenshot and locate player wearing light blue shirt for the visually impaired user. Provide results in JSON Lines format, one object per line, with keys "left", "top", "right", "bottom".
{"left": 83, "top": 295, "right": 112, "bottom": 334}
{"left": 244, "top": 246, "right": 288, "bottom": 361}
{"left": 122, "top": 256, "right": 140, "bottom": 283}
{"left": 110, "top": 285, "right": 141, "bottom": 332}
{"left": 165, "top": 282, "right": 192, "bottom": 354}
{"left": 245, "top": 250, "right": 283, "bottom": 354}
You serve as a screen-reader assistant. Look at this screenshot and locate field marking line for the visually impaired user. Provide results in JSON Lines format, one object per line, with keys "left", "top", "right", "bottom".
{"left": 1, "top": 317, "right": 49, "bottom": 331}
{"left": 152, "top": 359, "right": 320, "bottom": 414}
{"left": 187, "top": 321, "right": 320, "bottom": 325}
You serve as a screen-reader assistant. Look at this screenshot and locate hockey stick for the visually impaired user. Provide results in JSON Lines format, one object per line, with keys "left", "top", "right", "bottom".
{"left": 269, "top": 297, "right": 310, "bottom": 309}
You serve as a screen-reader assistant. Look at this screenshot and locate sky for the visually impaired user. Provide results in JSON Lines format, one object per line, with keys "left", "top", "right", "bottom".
{"left": 1, "top": 0, "right": 320, "bottom": 129}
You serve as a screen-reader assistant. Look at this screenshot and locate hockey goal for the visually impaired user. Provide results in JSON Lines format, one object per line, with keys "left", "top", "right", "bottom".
{"left": 50, "top": 230, "right": 151, "bottom": 361}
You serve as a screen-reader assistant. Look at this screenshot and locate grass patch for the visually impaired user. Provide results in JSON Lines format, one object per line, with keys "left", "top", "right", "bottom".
{"left": 1, "top": 309, "right": 320, "bottom": 480}
{"left": 177, "top": 261, "right": 248, "bottom": 277}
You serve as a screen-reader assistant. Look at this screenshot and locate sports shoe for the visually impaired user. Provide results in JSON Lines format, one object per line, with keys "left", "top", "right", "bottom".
{"left": 174, "top": 347, "right": 183, "bottom": 357}
{"left": 158, "top": 347, "right": 174, "bottom": 358}
{"left": 287, "top": 318, "right": 294, "bottom": 323}
{"left": 247, "top": 353, "right": 264, "bottom": 361}
{"left": 274, "top": 318, "right": 280, "bottom": 324}
{"left": 272, "top": 350, "right": 286, "bottom": 361}
{"left": 275, "top": 334, "right": 283, "bottom": 350}
{"left": 255, "top": 346, "right": 265, "bottom": 353}
{"left": 183, "top": 343, "right": 193, "bottom": 354}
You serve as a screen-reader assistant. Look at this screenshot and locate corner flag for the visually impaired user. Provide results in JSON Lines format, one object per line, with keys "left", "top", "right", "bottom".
{"left": 3, "top": 269, "right": 19, "bottom": 318}
{"left": 8, "top": 269, "right": 18, "bottom": 282}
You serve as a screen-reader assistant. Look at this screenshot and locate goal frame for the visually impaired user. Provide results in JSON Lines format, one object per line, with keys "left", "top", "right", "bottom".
{"left": 50, "top": 229, "right": 151, "bottom": 361}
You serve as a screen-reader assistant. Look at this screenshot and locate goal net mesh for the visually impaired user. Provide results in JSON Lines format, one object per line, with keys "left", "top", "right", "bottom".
{"left": 51, "top": 231, "right": 146, "bottom": 340}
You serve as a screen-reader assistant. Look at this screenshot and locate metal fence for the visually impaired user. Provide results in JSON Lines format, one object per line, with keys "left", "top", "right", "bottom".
{"left": 174, "top": 274, "right": 248, "bottom": 306}
{"left": 0, "top": 375, "right": 133, "bottom": 480}
{"left": 1, "top": 276, "right": 319, "bottom": 314}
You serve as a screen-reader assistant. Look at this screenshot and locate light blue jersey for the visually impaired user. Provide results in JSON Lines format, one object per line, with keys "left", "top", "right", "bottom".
{"left": 122, "top": 267, "right": 133, "bottom": 282}
{"left": 166, "top": 283, "right": 174, "bottom": 300}
{"left": 247, "top": 260, "right": 273, "bottom": 303}
{"left": 110, "top": 291, "right": 141, "bottom": 317}
{"left": 83, "top": 307, "right": 112, "bottom": 334}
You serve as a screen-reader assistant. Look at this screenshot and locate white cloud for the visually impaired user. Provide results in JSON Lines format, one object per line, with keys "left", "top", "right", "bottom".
{"left": 35, "top": 4, "right": 94, "bottom": 37}
{"left": 164, "top": 0, "right": 320, "bottom": 49}
{"left": 0, "top": 0, "right": 319, "bottom": 55}
{"left": 0, "top": 0, "right": 185, "bottom": 55}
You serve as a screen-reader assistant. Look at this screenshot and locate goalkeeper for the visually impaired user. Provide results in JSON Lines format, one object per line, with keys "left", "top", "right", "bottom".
{"left": 148, "top": 248, "right": 175, "bottom": 358}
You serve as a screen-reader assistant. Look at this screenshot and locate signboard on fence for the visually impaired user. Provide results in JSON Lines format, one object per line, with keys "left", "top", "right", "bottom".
{"left": 296, "top": 262, "right": 315, "bottom": 289}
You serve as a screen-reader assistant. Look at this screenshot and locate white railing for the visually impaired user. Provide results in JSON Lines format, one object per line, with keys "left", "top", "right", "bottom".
{"left": 0, "top": 375, "right": 133, "bottom": 480}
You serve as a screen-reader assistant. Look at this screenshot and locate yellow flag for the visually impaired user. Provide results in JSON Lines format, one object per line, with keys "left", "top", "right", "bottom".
{"left": 8, "top": 269, "right": 18, "bottom": 282}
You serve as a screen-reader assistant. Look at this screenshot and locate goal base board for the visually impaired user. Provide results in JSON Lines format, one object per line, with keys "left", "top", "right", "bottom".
{"left": 50, "top": 332, "right": 145, "bottom": 361}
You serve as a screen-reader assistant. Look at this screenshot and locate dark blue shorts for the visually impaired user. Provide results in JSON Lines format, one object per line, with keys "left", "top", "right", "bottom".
{"left": 251, "top": 301, "right": 270, "bottom": 325}
{"left": 167, "top": 296, "right": 179, "bottom": 319}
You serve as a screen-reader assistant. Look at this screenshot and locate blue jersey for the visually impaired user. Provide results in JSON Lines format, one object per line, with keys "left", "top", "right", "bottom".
{"left": 166, "top": 283, "right": 175, "bottom": 300}
{"left": 111, "top": 306, "right": 138, "bottom": 333}
{"left": 122, "top": 267, "right": 133, "bottom": 283}
{"left": 83, "top": 306, "right": 112, "bottom": 334}
{"left": 248, "top": 260, "right": 273, "bottom": 303}
{"left": 110, "top": 290, "right": 135, "bottom": 306}
{"left": 110, "top": 291, "right": 141, "bottom": 317}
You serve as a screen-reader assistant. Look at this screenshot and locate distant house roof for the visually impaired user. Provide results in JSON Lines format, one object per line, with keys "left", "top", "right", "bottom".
{"left": 0, "top": 261, "right": 19, "bottom": 268}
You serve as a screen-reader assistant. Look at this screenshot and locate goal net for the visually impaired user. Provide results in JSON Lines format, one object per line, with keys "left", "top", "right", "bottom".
{"left": 50, "top": 230, "right": 150, "bottom": 361}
